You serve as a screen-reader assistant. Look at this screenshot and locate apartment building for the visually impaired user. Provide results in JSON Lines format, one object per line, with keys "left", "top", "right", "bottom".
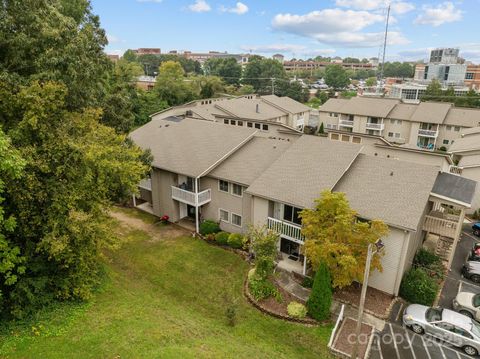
{"left": 150, "top": 94, "right": 311, "bottom": 131}
{"left": 319, "top": 97, "right": 480, "bottom": 150}
{"left": 130, "top": 116, "right": 477, "bottom": 297}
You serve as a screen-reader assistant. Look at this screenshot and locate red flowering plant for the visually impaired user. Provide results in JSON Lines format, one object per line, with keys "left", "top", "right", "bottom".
{"left": 160, "top": 215, "right": 169, "bottom": 224}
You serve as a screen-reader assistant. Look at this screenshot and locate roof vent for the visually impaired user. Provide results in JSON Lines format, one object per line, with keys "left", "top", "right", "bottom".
{"left": 390, "top": 171, "right": 394, "bottom": 176}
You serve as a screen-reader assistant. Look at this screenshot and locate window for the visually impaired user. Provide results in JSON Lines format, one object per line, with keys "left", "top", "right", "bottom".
{"left": 283, "top": 205, "right": 302, "bottom": 225}
{"left": 443, "top": 139, "right": 449, "bottom": 145}
{"left": 219, "top": 209, "right": 229, "bottom": 222}
{"left": 454, "top": 126, "right": 461, "bottom": 132}
{"left": 223, "top": 119, "right": 229, "bottom": 124}
{"left": 341, "top": 134, "right": 350, "bottom": 142}
{"left": 446, "top": 125, "right": 452, "bottom": 131}
{"left": 230, "top": 119, "right": 236, "bottom": 125}
{"left": 390, "top": 119, "right": 395, "bottom": 124}
{"left": 396, "top": 120, "right": 402, "bottom": 125}
{"left": 388, "top": 132, "right": 394, "bottom": 137}
{"left": 262, "top": 124, "right": 269, "bottom": 131}
{"left": 352, "top": 136, "right": 361, "bottom": 144}
{"left": 247, "top": 122, "right": 253, "bottom": 128}
{"left": 231, "top": 183, "right": 243, "bottom": 197}
{"left": 231, "top": 213, "right": 242, "bottom": 227}
{"left": 254, "top": 123, "right": 261, "bottom": 129}
{"left": 237, "top": 120, "right": 243, "bottom": 126}
{"left": 331, "top": 133, "right": 339, "bottom": 140}
{"left": 219, "top": 180, "right": 229, "bottom": 193}
{"left": 466, "top": 72, "right": 475, "bottom": 80}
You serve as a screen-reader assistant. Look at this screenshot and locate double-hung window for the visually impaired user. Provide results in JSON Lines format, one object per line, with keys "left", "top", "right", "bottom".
{"left": 232, "top": 183, "right": 243, "bottom": 197}
{"left": 219, "top": 180, "right": 229, "bottom": 193}
{"left": 232, "top": 213, "right": 242, "bottom": 227}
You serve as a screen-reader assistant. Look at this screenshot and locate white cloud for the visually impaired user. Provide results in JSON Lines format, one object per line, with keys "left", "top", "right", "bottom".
{"left": 272, "top": 8, "right": 409, "bottom": 47}
{"left": 188, "top": 0, "right": 211, "bottom": 12}
{"left": 414, "top": 2, "right": 462, "bottom": 27}
{"left": 106, "top": 33, "right": 120, "bottom": 44}
{"left": 335, "top": 0, "right": 415, "bottom": 14}
{"left": 221, "top": 2, "right": 249, "bottom": 15}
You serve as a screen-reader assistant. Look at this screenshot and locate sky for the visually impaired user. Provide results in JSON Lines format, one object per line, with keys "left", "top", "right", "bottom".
{"left": 91, "top": 0, "right": 480, "bottom": 63}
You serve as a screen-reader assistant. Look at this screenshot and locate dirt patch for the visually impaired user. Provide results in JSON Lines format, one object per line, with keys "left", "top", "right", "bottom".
{"left": 258, "top": 285, "right": 300, "bottom": 317}
{"left": 110, "top": 209, "right": 190, "bottom": 241}
{"left": 333, "top": 317, "right": 373, "bottom": 359}
{"left": 334, "top": 284, "right": 394, "bottom": 318}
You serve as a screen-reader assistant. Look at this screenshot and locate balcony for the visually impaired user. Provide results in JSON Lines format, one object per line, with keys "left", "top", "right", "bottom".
{"left": 171, "top": 186, "right": 211, "bottom": 206}
{"left": 339, "top": 120, "right": 354, "bottom": 127}
{"left": 449, "top": 165, "right": 463, "bottom": 175}
{"left": 418, "top": 129, "right": 438, "bottom": 138}
{"left": 267, "top": 217, "right": 304, "bottom": 244}
{"left": 366, "top": 122, "right": 384, "bottom": 131}
{"left": 422, "top": 211, "right": 460, "bottom": 239}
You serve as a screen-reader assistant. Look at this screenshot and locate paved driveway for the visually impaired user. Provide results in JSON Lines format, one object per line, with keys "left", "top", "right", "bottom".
{"left": 369, "top": 322, "right": 477, "bottom": 359}
{"left": 439, "top": 223, "right": 480, "bottom": 309}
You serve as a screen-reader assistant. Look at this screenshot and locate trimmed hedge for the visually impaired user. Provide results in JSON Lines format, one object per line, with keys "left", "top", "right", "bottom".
{"left": 215, "top": 231, "right": 229, "bottom": 245}
{"left": 399, "top": 268, "right": 439, "bottom": 306}
{"left": 227, "top": 233, "right": 244, "bottom": 249}
{"left": 199, "top": 220, "right": 220, "bottom": 235}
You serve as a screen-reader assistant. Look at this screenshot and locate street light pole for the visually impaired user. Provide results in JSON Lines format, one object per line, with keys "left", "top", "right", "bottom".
{"left": 351, "top": 240, "right": 384, "bottom": 359}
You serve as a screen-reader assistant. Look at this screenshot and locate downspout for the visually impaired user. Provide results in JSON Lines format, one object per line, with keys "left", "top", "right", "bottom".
{"left": 195, "top": 177, "right": 200, "bottom": 233}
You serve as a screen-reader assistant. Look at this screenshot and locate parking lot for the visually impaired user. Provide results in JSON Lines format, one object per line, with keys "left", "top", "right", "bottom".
{"left": 369, "top": 322, "right": 476, "bottom": 359}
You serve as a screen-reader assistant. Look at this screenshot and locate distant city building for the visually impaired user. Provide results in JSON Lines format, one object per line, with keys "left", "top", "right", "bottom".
{"left": 133, "top": 48, "right": 161, "bottom": 55}
{"left": 136, "top": 76, "right": 156, "bottom": 91}
{"left": 389, "top": 82, "right": 470, "bottom": 101}
{"left": 107, "top": 54, "right": 120, "bottom": 62}
{"left": 272, "top": 54, "right": 284, "bottom": 63}
{"left": 283, "top": 60, "right": 375, "bottom": 72}
{"left": 429, "top": 48, "right": 459, "bottom": 64}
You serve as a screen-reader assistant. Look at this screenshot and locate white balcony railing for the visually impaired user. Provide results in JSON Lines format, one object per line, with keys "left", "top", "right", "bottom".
{"left": 171, "top": 186, "right": 211, "bottom": 206}
{"left": 423, "top": 214, "right": 458, "bottom": 239}
{"left": 366, "top": 122, "right": 384, "bottom": 131}
{"left": 449, "top": 165, "right": 463, "bottom": 175}
{"left": 418, "top": 129, "right": 438, "bottom": 138}
{"left": 339, "top": 120, "right": 354, "bottom": 127}
{"left": 296, "top": 118, "right": 305, "bottom": 127}
{"left": 267, "top": 217, "right": 304, "bottom": 243}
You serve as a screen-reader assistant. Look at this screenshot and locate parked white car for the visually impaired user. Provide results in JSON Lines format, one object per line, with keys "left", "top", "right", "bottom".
{"left": 453, "top": 292, "right": 480, "bottom": 320}
{"left": 403, "top": 304, "right": 480, "bottom": 356}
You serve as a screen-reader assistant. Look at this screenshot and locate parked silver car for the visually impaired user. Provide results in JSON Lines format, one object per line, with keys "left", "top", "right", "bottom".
{"left": 453, "top": 292, "right": 480, "bottom": 320}
{"left": 403, "top": 304, "right": 480, "bottom": 356}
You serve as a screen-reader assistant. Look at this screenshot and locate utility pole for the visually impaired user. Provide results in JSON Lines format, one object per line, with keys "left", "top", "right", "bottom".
{"left": 377, "top": 4, "right": 391, "bottom": 95}
{"left": 271, "top": 78, "right": 275, "bottom": 95}
{"left": 351, "top": 240, "right": 384, "bottom": 359}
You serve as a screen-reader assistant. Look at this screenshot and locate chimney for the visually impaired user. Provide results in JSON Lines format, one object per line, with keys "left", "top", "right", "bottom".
{"left": 256, "top": 104, "right": 259, "bottom": 113}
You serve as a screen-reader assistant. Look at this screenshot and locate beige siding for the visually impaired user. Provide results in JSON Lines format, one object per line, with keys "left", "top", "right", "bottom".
{"left": 251, "top": 196, "right": 270, "bottom": 227}
{"left": 200, "top": 176, "right": 249, "bottom": 234}
{"left": 151, "top": 168, "right": 179, "bottom": 221}
{"left": 462, "top": 167, "right": 480, "bottom": 213}
{"left": 368, "top": 226, "right": 409, "bottom": 295}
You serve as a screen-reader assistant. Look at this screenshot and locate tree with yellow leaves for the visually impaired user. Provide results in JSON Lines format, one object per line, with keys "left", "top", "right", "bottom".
{"left": 301, "top": 190, "right": 389, "bottom": 289}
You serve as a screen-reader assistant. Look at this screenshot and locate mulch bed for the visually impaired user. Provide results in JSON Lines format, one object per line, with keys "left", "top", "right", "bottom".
{"left": 332, "top": 317, "right": 374, "bottom": 359}
{"left": 334, "top": 283, "right": 395, "bottom": 319}
{"left": 257, "top": 283, "right": 301, "bottom": 317}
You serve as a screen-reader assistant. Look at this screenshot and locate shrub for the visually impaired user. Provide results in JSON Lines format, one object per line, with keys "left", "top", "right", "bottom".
{"left": 200, "top": 220, "right": 220, "bottom": 235}
{"left": 215, "top": 231, "right": 229, "bottom": 245}
{"left": 225, "top": 304, "right": 237, "bottom": 327}
{"left": 248, "top": 276, "right": 281, "bottom": 301}
{"left": 399, "top": 268, "right": 439, "bottom": 306}
{"left": 302, "top": 276, "right": 314, "bottom": 288}
{"left": 414, "top": 248, "right": 444, "bottom": 280}
{"left": 227, "top": 233, "right": 244, "bottom": 249}
{"left": 249, "top": 226, "right": 279, "bottom": 280}
{"left": 205, "top": 233, "right": 215, "bottom": 241}
{"left": 307, "top": 261, "right": 332, "bottom": 321}
{"left": 287, "top": 301, "right": 307, "bottom": 319}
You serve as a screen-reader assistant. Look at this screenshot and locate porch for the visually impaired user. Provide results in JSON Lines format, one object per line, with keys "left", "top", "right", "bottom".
{"left": 171, "top": 186, "right": 211, "bottom": 207}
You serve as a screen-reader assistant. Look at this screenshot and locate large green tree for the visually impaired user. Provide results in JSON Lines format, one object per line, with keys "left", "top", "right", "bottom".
{"left": 324, "top": 65, "right": 350, "bottom": 90}
{"left": 243, "top": 56, "right": 287, "bottom": 94}
{"left": 301, "top": 190, "right": 389, "bottom": 289}
{"left": 204, "top": 57, "right": 242, "bottom": 85}
{"left": 275, "top": 80, "right": 309, "bottom": 103}
{"left": 154, "top": 61, "right": 195, "bottom": 106}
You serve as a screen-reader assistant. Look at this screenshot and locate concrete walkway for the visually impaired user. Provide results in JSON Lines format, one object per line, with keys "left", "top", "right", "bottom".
{"left": 275, "top": 270, "right": 311, "bottom": 302}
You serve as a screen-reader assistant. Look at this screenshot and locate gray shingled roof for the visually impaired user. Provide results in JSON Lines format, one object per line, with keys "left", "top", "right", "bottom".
{"left": 334, "top": 155, "right": 440, "bottom": 231}
{"left": 261, "top": 95, "right": 311, "bottom": 114}
{"left": 129, "top": 118, "right": 256, "bottom": 177}
{"left": 459, "top": 155, "right": 480, "bottom": 168}
{"left": 410, "top": 102, "right": 452, "bottom": 124}
{"left": 320, "top": 97, "right": 399, "bottom": 118}
{"left": 445, "top": 108, "right": 480, "bottom": 128}
{"left": 209, "top": 137, "right": 294, "bottom": 185}
{"left": 388, "top": 103, "right": 418, "bottom": 120}
{"left": 461, "top": 127, "right": 480, "bottom": 137}
{"left": 448, "top": 133, "right": 480, "bottom": 153}
{"left": 431, "top": 172, "right": 477, "bottom": 206}
{"left": 215, "top": 98, "right": 287, "bottom": 121}
{"left": 246, "top": 136, "right": 362, "bottom": 208}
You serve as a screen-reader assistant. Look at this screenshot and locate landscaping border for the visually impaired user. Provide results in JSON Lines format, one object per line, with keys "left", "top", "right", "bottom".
{"left": 334, "top": 295, "right": 399, "bottom": 321}
{"left": 243, "top": 278, "right": 320, "bottom": 326}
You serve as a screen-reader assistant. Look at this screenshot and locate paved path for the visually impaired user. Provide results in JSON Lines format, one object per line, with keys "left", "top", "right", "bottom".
{"left": 275, "top": 270, "right": 311, "bottom": 302}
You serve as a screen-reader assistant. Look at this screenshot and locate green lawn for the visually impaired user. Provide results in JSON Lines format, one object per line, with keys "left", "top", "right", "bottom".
{"left": 0, "top": 210, "right": 333, "bottom": 358}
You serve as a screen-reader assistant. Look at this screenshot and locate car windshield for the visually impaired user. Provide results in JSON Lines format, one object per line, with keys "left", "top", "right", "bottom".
{"left": 473, "top": 294, "right": 480, "bottom": 308}
{"left": 426, "top": 308, "right": 443, "bottom": 322}
{"left": 472, "top": 321, "right": 480, "bottom": 338}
